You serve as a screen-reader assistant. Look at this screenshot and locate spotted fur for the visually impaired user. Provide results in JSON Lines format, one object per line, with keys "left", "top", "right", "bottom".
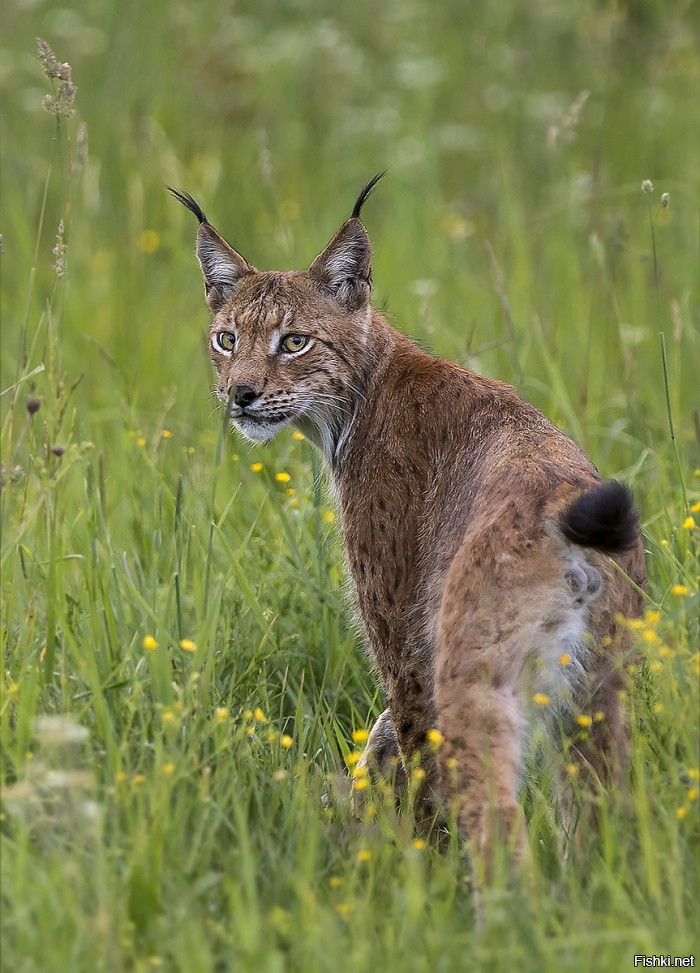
{"left": 172, "top": 183, "right": 646, "bottom": 862}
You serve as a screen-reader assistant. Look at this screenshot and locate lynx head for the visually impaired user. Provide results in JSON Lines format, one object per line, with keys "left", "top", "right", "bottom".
{"left": 170, "top": 174, "right": 385, "bottom": 460}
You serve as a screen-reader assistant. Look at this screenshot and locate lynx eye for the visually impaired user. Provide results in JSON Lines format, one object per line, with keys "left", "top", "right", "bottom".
{"left": 212, "top": 332, "right": 236, "bottom": 355}
{"left": 280, "top": 334, "right": 310, "bottom": 354}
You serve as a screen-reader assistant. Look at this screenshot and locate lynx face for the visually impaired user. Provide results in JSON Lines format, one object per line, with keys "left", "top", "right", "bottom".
{"left": 170, "top": 181, "right": 383, "bottom": 460}
{"left": 208, "top": 271, "right": 370, "bottom": 455}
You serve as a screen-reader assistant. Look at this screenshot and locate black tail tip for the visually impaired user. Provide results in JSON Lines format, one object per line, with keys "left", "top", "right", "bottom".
{"left": 561, "top": 480, "right": 639, "bottom": 553}
{"left": 167, "top": 187, "right": 208, "bottom": 225}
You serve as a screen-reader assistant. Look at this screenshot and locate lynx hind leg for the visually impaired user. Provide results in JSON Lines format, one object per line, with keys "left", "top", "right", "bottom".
{"left": 351, "top": 709, "right": 407, "bottom": 811}
{"left": 433, "top": 525, "right": 592, "bottom": 866}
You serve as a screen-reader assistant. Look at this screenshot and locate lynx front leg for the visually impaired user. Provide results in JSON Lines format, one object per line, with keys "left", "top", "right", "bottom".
{"left": 384, "top": 668, "right": 444, "bottom": 829}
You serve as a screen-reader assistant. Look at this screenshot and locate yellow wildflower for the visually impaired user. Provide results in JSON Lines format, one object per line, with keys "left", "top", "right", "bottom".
{"left": 659, "top": 646, "right": 674, "bottom": 659}
{"left": 412, "top": 768, "right": 426, "bottom": 782}
{"left": 567, "top": 763, "right": 580, "bottom": 776}
{"left": 352, "top": 765, "right": 368, "bottom": 779}
{"left": 533, "top": 693, "right": 551, "bottom": 706}
{"left": 163, "top": 763, "right": 175, "bottom": 775}
{"left": 253, "top": 707, "right": 266, "bottom": 723}
{"left": 426, "top": 728, "right": 444, "bottom": 747}
{"left": 671, "top": 585, "right": 689, "bottom": 597}
{"left": 446, "top": 757, "right": 458, "bottom": 769}
{"left": 690, "top": 501, "right": 700, "bottom": 514}
{"left": 352, "top": 778, "right": 369, "bottom": 791}
{"left": 653, "top": 703, "right": 664, "bottom": 714}
{"left": 292, "top": 431, "right": 305, "bottom": 441}
{"left": 352, "top": 728, "right": 369, "bottom": 744}
{"left": 682, "top": 517, "right": 695, "bottom": 530}
{"left": 645, "top": 610, "right": 661, "bottom": 626}
{"left": 357, "top": 849, "right": 372, "bottom": 862}
{"left": 594, "top": 711, "right": 605, "bottom": 722}
{"left": 576, "top": 715, "right": 592, "bottom": 728}
{"left": 412, "top": 839, "right": 427, "bottom": 851}
{"left": 323, "top": 511, "right": 335, "bottom": 523}
{"left": 280, "top": 735, "right": 293, "bottom": 749}
{"left": 161, "top": 430, "right": 173, "bottom": 439}
{"left": 143, "top": 635, "right": 158, "bottom": 651}
{"left": 179, "top": 639, "right": 197, "bottom": 652}
{"left": 137, "top": 230, "right": 160, "bottom": 253}
{"left": 275, "top": 472, "right": 291, "bottom": 483}
{"left": 688, "top": 769, "right": 699, "bottom": 781}
{"left": 676, "top": 806, "right": 687, "bottom": 819}
{"left": 649, "top": 660, "right": 663, "bottom": 673}
{"left": 115, "top": 771, "right": 128, "bottom": 783}
{"left": 687, "top": 789, "right": 698, "bottom": 802}
{"left": 216, "top": 707, "right": 229, "bottom": 721}
{"left": 627, "top": 618, "right": 645, "bottom": 631}
{"left": 345, "top": 752, "right": 361, "bottom": 766}
{"left": 335, "top": 903, "right": 352, "bottom": 918}
{"left": 642, "top": 629, "right": 660, "bottom": 644}
{"left": 250, "top": 463, "right": 263, "bottom": 473}
{"left": 132, "top": 774, "right": 146, "bottom": 786}
{"left": 328, "top": 876, "right": 343, "bottom": 888}
{"left": 136, "top": 436, "right": 146, "bottom": 447}
{"left": 559, "top": 652, "right": 572, "bottom": 666}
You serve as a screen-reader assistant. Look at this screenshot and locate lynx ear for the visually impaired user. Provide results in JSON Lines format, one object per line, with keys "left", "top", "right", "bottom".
{"left": 308, "top": 219, "right": 372, "bottom": 311}
{"left": 308, "top": 173, "right": 384, "bottom": 311}
{"left": 196, "top": 224, "right": 256, "bottom": 312}
{"left": 168, "top": 188, "right": 255, "bottom": 312}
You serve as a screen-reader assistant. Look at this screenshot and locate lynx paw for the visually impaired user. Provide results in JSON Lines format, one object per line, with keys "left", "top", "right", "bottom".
{"left": 351, "top": 709, "right": 407, "bottom": 813}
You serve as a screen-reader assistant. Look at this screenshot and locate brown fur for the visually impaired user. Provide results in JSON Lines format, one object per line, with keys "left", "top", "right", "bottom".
{"left": 174, "top": 187, "right": 646, "bottom": 864}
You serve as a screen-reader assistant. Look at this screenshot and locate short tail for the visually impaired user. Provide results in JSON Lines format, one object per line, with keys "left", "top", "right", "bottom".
{"left": 560, "top": 480, "right": 639, "bottom": 553}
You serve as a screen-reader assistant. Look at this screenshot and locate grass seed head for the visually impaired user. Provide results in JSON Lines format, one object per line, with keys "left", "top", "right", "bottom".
{"left": 37, "top": 39, "right": 77, "bottom": 117}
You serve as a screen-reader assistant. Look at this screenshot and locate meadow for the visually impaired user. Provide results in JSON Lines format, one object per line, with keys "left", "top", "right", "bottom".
{"left": 1, "top": 0, "right": 698, "bottom": 970}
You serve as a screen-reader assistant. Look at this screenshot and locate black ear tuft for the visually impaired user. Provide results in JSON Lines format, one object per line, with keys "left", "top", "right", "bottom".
{"left": 168, "top": 187, "right": 208, "bottom": 225}
{"left": 561, "top": 480, "right": 640, "bottom": 553}
{"left": 351, "top": 172, "right": 386, "bottom": 220}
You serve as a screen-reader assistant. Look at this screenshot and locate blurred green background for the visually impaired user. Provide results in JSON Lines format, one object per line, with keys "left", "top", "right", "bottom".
{"left": 1, "top": 1, "right": 698, "bottom": 971}
{"left": 3, "top": 0, "right": 698, "bottom": 447}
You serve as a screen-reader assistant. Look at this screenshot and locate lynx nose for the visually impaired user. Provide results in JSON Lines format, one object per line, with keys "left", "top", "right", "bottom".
{"left": 233, "top": 385, "right": 259, "bottom": 408}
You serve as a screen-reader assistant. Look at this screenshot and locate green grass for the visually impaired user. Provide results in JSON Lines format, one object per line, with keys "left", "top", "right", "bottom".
{"left": 1, "top": 0, "right": 698, "bottom": 970}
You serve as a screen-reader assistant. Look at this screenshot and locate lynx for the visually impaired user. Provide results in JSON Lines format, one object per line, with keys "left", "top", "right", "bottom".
{"left": 171, "top": 176, "right": 646, "bottom": 859}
